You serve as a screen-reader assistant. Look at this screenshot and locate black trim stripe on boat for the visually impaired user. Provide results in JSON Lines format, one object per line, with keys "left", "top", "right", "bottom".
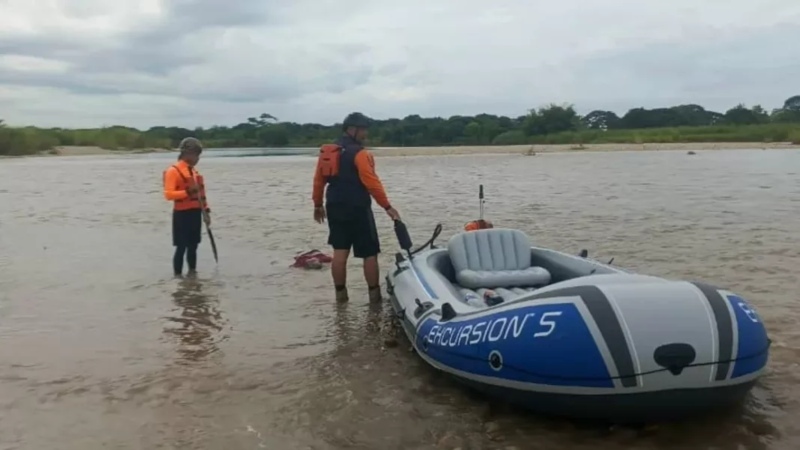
{"left": 690, "top": 282, "right": 733, "bottom": 381}
{"left": 530, "top": 285, "right": 638, "bottom": 388}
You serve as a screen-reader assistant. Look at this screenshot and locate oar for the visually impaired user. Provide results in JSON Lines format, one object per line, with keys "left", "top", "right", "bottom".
{"left": 189, "top": 172, "right": 218, "bottom": 263}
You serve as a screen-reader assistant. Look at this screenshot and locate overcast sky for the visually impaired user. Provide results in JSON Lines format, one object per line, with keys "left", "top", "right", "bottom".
{"left": 1, "top": 0, "right": 799, "bottom": 129}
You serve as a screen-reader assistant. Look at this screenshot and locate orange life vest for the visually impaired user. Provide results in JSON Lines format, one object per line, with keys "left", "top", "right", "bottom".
{"left": 464, "top": 219, "right": 493, "bottom": 231}
{"left": 164, "top": 164, "right": 207, "bottom": 211}
{"left": 316, "top": 143, "right": 342, "bottom": 179}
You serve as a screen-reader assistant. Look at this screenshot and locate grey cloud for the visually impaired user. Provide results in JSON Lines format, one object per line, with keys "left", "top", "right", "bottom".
{"left": 0, "top": 68, "right": 305, "bottom": 103}
{"left": 0, "top": 0, "right": 378, "bottom": 103}
{"left": 165, "top": 0, "right": 290, "bottom": 28}
{"left": 0, "top": 35, "right": 85, "bottom": 61}
{"left": 184, "top": 74, "right": 305, "bottom": 103}
{"left": 566, "top": 23, "right": 800, "bottom": 113}
{"left": 0, "top": 31, "right": 203, "bottom": 76}
{"left": 72, "top": 0, "right": 293, "bottom": 74}
{"left": 0, "top": 56, "right": 381, "bottom": 104}
{"left": 0, "top": 28, "right": 202, "bottom": 77}
{"left": 5, "top": 0, "right": 800, "bottom": 129}
{"left": 186, "top": 62, "right": 382, "bottom": 103}
{"left": 0, "top": 71, "right": 118, "bottom": 96}
{"left": 306, "top": 69, "right": 376, "bottom": 96}
{"left": 114, "top": 0, "right": 288, "bottom": 55}
{"left": 0, "top": 0, "right": 289, "bottom": 67}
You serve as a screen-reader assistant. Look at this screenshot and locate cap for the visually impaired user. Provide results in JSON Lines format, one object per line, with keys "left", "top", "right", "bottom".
{"left": 341, "top": 112, "right": 371, "bottom": 131}
{"left": 178, "top": 137, "right": 203, "bottom": 153}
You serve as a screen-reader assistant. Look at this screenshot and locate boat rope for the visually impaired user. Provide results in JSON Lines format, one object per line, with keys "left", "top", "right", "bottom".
{"left": 409, "top": 223, "right": 443, "bottom": 256}
{"left": 412, "top": 334, "right": 772, "bottom": 382}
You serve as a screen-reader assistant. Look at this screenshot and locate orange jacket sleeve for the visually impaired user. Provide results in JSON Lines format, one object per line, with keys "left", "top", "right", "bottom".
{"left": 354, "top": 150, "right": 391, "bottom": 209}
{"left": 163, "top": 167, "right": 189, "bottom": 201}
{"left": 312, "top": 158, "right": 327, "bottom": 207}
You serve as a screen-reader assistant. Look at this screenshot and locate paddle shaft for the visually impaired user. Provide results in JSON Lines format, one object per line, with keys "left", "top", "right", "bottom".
{"left": 188, "top": 169, "right": 218, "bottom": 263}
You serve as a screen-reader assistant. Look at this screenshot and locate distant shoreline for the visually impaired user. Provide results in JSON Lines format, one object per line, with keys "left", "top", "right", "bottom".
{"left": 0, "top": 146, "right": 172, "bottom": 158}
{"left": 371, "top": 141, "right": 796, "bottom": 157}
{"left": 51, "top": 146, "right": 172, "bottom": 156}
{"left": 1, "top": 142, "right": 796, "bottom": 160}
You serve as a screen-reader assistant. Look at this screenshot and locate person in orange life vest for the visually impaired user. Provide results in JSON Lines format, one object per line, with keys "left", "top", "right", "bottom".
{"left": 312, "top": 112, "right": 400, "bottom": 303}
{"left": 163, "top": 137, "right": 211, "bottom": 276}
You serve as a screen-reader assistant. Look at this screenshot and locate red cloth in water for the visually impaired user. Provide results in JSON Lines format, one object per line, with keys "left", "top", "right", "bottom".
{"left": 291, "top": 249, "right": 333, "bottom": 268}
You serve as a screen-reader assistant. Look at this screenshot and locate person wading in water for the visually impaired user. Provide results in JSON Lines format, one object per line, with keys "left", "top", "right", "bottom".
{"left": 312, "top": 112, "right": 400, "bottom": 303}
{"left": 163, "top": 137, "right": 211, "bottom": 276}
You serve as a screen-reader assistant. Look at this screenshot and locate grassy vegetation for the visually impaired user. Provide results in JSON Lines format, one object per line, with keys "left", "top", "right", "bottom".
{"left": 516, "top": 123, "right": 800, "bottom": 146}
{"left": 0, "top": 124, "right": 171, "bottom": 156}
{"left": 2, "top": 99, "right": 800, "bottom": 156}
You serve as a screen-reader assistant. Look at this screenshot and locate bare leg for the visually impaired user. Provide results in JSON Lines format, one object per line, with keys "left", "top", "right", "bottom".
{"left": 363, "top": 256, "right": 379, "bottom": 287}
{"left": 364, "top": 256, "right": 382, "bottom": 302}
{"left": 332, "top": 249, "right": 349, "bottom": 302}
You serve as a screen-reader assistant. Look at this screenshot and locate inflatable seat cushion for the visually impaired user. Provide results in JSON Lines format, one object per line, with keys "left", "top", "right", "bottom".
{"left": 447, "top": 228, "right": 552, "bottom": 289}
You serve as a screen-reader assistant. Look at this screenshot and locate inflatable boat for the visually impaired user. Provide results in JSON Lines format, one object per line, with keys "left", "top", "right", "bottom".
{"left": 385, "top": 223, "right": 771, "bottom": 422}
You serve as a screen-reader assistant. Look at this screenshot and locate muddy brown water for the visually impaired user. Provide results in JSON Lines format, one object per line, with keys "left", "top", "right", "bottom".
{"left": 0, "top": 149, "right": 798, "bottom": 450}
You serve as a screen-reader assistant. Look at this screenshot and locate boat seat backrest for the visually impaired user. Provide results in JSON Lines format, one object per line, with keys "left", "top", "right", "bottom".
{"left": 447, "top": 228, "right": 552, "bottom": 289}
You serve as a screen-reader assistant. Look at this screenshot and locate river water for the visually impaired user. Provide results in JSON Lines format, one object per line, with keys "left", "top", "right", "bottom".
{"left": 0, "top": 149, "right": 798, "bottom": 450}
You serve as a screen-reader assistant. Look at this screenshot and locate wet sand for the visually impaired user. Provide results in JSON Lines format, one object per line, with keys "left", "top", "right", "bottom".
{"left": 372, "top": 141, "right": 796, "bottom": 157}
{"left": 0, "top": 149, "right": 798, "bottom": 449}
{"left": 49, "top": 145, "right": 170, "bottom": 156}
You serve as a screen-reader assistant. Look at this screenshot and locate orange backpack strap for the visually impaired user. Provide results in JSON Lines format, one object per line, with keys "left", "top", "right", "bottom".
{"left": 163, "top": 165, "right": 183, "bottom": 188}
{"left": 317, "top": 143, "right": 342, "bottom": 178}
{"left": 170, "top": 165, "right": 186, "bottom": 182}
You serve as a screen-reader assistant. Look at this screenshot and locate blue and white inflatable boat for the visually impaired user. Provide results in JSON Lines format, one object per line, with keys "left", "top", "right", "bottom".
{"left": 385, "top": 225, "right": 771, "bottom": 422}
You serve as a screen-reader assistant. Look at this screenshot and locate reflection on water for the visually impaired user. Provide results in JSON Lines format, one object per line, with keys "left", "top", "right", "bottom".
{"left": 331, "top": 301, "right": 387, "bottom": 358}
{"left": 164, "top": 276, "right": 226, "bottom": 364}
{"left": 364, "top": 300, "right": 386, "bottom": 337}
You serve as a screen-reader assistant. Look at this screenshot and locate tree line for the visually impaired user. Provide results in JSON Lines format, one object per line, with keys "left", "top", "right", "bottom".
{"left": 2, "top": 96, "right": 799, "bottom": 156}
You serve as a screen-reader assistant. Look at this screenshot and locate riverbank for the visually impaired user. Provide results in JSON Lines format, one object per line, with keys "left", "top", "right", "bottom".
{"left": 49, "top": 146, "right": 171, "bottom": 156}
{"left": 0, "top": 146, "right": 172, "bottom": 158}
{"left": 371, "top": 141, "right": 796, "bottom": 157}
{"left": 1, "top": 142, "right": 796, "bottom": 160}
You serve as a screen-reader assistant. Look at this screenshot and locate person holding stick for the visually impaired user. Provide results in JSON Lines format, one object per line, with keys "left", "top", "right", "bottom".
{"left": 163, "top": 137, "right": 212, "bottom": 276}
{"left": 312, "top": 112, "right": 400, "bottom": 303}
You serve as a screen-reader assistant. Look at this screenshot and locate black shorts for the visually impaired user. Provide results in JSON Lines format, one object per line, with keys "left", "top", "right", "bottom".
{"left": 326, "top": 203, "right": 380, "bottom": 258}
{"left": 172, "top": 208, "right": 202, "bottom": 247}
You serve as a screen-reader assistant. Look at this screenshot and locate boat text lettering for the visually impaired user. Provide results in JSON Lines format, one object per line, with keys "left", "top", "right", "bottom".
{"left": 424, "top": 311, "right": 563, "bottom": 348}
{"left": 737, "top": 301, "right": 760, "bottom": 323}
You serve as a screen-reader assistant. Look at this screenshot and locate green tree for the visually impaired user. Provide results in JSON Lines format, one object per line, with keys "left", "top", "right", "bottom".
{"left": 3, "top": 98, "right": 800, "bottom": 156}
{"left": 582, "top": 110, "right": 620, "bottom": 130}
{"left": 782, "top": 95, "right": 800, "bottom": 112}
{"left": 724, "top": 104, "right": 769, "bottom": 125}
{"left": 523, "top": 104, "right": 580, "bottom": 136}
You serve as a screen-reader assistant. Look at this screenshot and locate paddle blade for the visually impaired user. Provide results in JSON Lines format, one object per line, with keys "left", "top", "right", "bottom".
{"left": 206, "top": 227, "right": 219, "bottom": 263}
{"left": 394, "top": 220, "right": 413, "bottom": 251}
